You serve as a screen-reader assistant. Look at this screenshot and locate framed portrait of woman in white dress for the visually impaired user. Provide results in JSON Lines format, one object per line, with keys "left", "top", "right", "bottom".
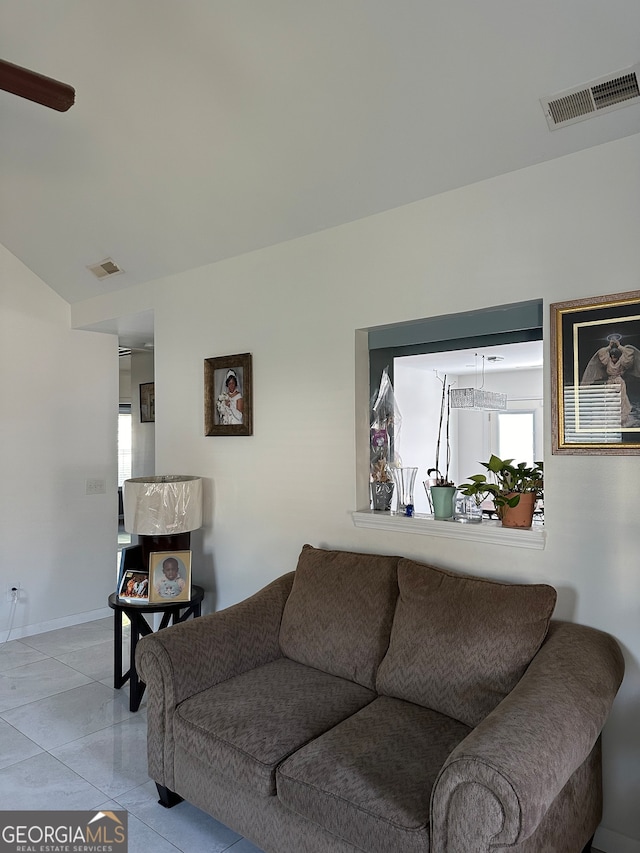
{"left": 204, "top": 352, "right": 253, "bottom": 436}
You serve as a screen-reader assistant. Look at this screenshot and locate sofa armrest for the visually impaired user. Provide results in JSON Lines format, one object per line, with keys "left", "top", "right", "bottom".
{"left": 136, "top": 570, "right": 295, "bottom": 703}
{"left": 430, "top": 620, "right": 624, "bottom": 853}
{"left": 135, "top": 571, "right": 295, "bottom": 790}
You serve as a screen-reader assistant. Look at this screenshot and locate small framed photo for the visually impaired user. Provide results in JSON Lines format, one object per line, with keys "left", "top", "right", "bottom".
{"left": 204, "top": 352, "right": 253, "bottom": 436}
{"left": 551, "top": 290, "right": 640, "bottom": 454}
{"left": 140, "top": 382, "right": 155, "bottom": 423}
{"left": 118, "top": 570, "right": 149, "bottom": 603}
{"left": 148, "top": 551, "right": 192, "bottom": 604}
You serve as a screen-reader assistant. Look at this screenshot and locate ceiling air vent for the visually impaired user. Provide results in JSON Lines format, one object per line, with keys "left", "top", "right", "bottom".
{"left": 541, "top": 64, "right": 640, "bottom": 130}
{"left": 87, "top": 258, "right": 124, "bottom": 279}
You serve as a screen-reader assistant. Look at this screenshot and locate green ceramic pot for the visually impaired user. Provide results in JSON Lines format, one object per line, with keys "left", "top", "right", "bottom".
{"left": 429, "top": 485, "right": 456, "bottom": 520}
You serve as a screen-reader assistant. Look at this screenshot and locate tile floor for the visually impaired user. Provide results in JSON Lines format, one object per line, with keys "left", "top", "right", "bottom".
{"left": 0, "top": 616, "right": 264, "bottom": 853}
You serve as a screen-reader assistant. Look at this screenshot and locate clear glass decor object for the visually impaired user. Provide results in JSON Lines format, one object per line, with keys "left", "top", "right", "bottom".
{"left": 392, "top": 467, "right": 418, "bottom": 514}
{"left": 454, "top": 492, "right": 483, "bottom": 523}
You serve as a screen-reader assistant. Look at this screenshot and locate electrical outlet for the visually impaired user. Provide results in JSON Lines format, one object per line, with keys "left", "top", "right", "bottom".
{"left": 86, "top": 478, "right": 106, "bottom": 495}
{"left": 6, "top": 583, "right": 21, "bottom": 603}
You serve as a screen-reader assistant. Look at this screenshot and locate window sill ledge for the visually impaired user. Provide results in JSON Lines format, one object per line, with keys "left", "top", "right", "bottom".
{"left": 351, "top": 511, "right": 546, "bottom": 550}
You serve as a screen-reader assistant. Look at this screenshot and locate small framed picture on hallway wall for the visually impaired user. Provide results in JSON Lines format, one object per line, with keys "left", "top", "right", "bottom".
{"left": 139, "top": 381, "right": 155, "bottom": 423}
{"left": 204, "top": 352, "right": 253, "bottom": 436}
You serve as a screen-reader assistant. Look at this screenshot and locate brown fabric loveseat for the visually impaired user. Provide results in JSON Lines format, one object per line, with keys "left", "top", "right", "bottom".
{"left": 135, "top": 545, "right": 624, "bottom": 853}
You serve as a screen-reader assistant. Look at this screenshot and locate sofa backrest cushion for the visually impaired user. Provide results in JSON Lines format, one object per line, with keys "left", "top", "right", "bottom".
{"left": 279, "top": 545, "right": 399, "bottom": 690}
{"left": 376, "top": 558, "right": 557, "bottom": 727}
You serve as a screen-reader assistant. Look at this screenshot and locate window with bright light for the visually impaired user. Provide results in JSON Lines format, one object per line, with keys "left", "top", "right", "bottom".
{"left": 498, "top": 411, "right": 535, "bottom": 465}
{"left": 118, "top": 406, "right": 132, "bottom": 487}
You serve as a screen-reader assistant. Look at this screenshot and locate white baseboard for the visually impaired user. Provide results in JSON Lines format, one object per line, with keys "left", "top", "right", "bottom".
{"left": 1, "top": 607, "right": 112, "bottom": 643}
{"left": 595, "top": 826, "right": 640, "bottom": 853}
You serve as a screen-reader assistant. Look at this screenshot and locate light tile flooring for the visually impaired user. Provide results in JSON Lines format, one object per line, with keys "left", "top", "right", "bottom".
{"left": 0, "top": 617, "right": 263, "bottom": 853}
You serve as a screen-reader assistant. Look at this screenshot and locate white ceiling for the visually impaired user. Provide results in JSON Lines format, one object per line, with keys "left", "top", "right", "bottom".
{"left": 398, "top": 340, "right": 543, "bottom": 377}
{"left": 2, "top": 1, "right": 640, "bottom": 346}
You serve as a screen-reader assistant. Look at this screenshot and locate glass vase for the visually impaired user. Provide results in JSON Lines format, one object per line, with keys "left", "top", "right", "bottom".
{"left": 392, "top": 467, "right": 418, "bottom": 515}
{"left": 454, "top": 492, "right": 483, "bottom": 523}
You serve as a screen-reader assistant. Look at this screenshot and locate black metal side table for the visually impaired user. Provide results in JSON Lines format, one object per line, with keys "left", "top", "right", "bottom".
{"left": 108, "top": 585, "right": 204, "bottom": 712}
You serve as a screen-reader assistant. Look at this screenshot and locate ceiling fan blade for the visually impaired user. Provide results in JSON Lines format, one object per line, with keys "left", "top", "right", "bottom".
{"left": 0, "top": 58, "right": 75, "bottom": 112}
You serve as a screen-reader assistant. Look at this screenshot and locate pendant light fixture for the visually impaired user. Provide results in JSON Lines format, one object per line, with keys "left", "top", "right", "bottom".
{"left": 450, "top": 355, "right": 507, "bottom": 411}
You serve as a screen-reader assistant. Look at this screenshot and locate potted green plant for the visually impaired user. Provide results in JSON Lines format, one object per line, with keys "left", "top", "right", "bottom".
{"left": 426, "top": 375, "right": 456, "bottom": 519}
{"left": 459, "top": 455, "right": 543, "bottom": 529}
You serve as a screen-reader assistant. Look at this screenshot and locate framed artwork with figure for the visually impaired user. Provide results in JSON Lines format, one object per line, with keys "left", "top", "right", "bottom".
{"left": 204, "top": 352, "right": 253, "bottom": 436}
{"left": 551, "top": 290, "right": 640, "bottom": 454}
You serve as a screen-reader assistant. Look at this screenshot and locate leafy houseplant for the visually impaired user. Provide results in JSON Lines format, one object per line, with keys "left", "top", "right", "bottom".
{"left": 459, "top": 455, "right": 543, "bottom": 528}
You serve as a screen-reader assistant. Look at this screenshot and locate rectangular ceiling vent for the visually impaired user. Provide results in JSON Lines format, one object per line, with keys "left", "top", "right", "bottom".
{"left": 87, "top": 257, "right": 124, "bottom": 279}
{"left": 541, "top": 65, "right": 640, "bottom": 130}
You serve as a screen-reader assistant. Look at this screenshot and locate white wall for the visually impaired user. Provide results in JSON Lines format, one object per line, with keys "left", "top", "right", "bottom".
{"left": 0, "top": 245, "right": 118, "bottom": 635}
{"left": 72, "top": 134, "right": 640, "bottom": 851}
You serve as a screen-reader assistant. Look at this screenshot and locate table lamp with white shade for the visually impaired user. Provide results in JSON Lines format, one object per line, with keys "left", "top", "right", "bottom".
{"left": 123, "top": 475, "right": 203, "bottom": 569}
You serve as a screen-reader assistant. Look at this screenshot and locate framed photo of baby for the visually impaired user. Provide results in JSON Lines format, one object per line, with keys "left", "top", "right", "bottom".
{"left": 148, "top": 551, "right": 192, "bottom": 604}
{"left": 204, "top": 352, "right": 253, "bottom": 436}
{"left": 551, "top": 290, "right": 640, "bottom": 454}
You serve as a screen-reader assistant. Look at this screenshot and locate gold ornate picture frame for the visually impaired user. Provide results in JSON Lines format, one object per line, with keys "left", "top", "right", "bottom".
{"left": 551, "top": 290, "right": 640, "bottom": 454}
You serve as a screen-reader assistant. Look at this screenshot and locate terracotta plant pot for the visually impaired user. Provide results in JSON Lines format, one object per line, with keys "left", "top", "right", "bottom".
{"left": 501, "top": 492, "right": 536, "bottom": 529}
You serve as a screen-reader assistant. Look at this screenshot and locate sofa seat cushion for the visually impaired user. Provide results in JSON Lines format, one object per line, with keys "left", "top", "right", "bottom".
{"left": 277, "top": 695, "right": 471, "bottom": 853}
{"left": 279, "top": 545, "right": 399, "bottom": 689}
{"left": 174, "top": 657, "right": 375, "bottom": 797}
{"left": 376, "top": 558, "right": 557, "bottom": 727}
